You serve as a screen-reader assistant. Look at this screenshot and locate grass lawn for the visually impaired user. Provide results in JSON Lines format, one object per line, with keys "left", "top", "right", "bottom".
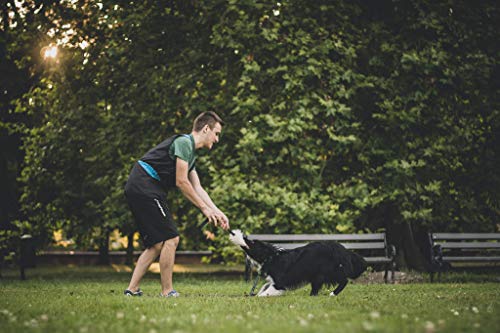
{"left": 0, "top": 265, "right": 499, "bottom": 333}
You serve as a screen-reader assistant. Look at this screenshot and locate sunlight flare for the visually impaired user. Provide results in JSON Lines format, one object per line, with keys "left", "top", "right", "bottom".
{"left": 41, "top": 45, "right": 58, "bottom": 60}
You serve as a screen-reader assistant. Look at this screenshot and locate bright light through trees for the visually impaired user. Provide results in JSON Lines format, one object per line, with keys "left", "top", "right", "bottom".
{"left": 42, "top": 45, "right": 58, "bottom": 60}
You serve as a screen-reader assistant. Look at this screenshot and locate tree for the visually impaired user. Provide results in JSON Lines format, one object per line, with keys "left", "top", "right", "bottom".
{"left": 7, "top": 0, "right": 499, "bottom": 270}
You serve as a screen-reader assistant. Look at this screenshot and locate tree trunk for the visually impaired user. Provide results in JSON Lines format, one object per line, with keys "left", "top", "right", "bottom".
{"left": 98, "top": 231, "right": 110, "bottom": 265}
{"left": 386, "top": 220, "right": 432, "bottom": 271}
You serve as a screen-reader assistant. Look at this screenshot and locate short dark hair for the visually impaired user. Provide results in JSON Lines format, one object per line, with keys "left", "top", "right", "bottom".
{"left": 193, "top": 111, "right": 224, "bottom": 132}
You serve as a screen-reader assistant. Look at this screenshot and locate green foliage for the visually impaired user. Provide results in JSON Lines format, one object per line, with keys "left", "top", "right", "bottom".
{"left": 0, "top": 229, "right": 19, "bottom": 266}
{"left": 3, "top": 1, "right": 499, "bottom": 263}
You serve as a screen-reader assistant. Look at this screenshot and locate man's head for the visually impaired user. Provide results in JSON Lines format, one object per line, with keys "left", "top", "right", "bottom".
{"left": 192, "top": 111, "right": 224, "bottom": 150}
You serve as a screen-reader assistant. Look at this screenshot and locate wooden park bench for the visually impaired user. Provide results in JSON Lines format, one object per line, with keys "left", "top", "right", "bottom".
{"left": 429, "top": 232, "right": 500, "bottom": 281}
{"left": 37, "top": 249, "right": 212, "bottom": 266}
{"left": 244, "top": 233, "right": 396, "bottom": 283}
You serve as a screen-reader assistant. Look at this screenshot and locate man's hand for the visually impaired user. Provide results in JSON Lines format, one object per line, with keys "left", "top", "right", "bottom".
{"left": 216, "top": 209, "right": 230, "bottom": 230}
{"left": 202, "top": 207, "right": 229, "bottom": 230}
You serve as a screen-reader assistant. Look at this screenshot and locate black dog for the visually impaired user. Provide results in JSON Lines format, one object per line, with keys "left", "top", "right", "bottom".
{"left": 230, "top": 230, "right": 367, "bottom": 296}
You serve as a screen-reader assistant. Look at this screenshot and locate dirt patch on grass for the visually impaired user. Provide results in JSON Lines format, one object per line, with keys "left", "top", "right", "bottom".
{"left": 356, "top": 270, "right": 428, "bottom": 284}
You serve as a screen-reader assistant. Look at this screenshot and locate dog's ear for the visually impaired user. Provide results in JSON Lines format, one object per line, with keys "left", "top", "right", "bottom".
{"left": 229, "top": 229, "right": 249, "bottom": 248}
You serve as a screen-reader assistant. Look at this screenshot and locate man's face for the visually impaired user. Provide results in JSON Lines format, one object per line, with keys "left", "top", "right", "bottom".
{"left": 205, "top": 122, "right": 222, "bottom": 149}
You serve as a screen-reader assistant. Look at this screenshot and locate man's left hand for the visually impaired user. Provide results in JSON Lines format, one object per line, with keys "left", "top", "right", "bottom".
{"left": 216, "top": 209, "right": 230, "bottom": 230}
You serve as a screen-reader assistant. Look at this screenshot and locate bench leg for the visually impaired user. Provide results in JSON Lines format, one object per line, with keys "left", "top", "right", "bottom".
{"left": 384, "top": 266, "right": 388, "bottom": 284}
{"left": 391, "top": 261, "right": 396, "bottom": 284}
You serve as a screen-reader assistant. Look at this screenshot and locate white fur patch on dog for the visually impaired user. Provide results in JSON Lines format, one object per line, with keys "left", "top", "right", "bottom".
{"left": 257, "top": 284, "right": 285, "bottom": 297}
{"left": 257, "top": 277, "right": 284, "bottom": 297}
{"left": 257, "top": 282, "right": 272, "bottom": 295}
{"left": 229, "top": 229, "right": 249, "bottom": 248}
{"left": 256, "top": 276, "right": 273, "bottom": 295}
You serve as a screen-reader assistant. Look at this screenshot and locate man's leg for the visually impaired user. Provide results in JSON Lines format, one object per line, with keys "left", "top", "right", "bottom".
{"left": 159, "top": 236, "right": 180, "bottom": 295}
{"left": 127, "top": 242, "right": 162, "bottom": 292}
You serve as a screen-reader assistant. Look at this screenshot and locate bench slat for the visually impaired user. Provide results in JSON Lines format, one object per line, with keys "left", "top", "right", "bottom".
{"left": 248, "top": 234, "right": 386, "bottom": 241}
{"left": 246, "top": 254, "right": 392, "bottom": 263}
{"left": 432, "top": 233, "right": 500, "bottom": 240}
{"left": 273, "top": 242, "right": 386, "bottom": 250}
{"left": 343, "top": 243, "right": 386, "bottom": 250}
{"left": 436, "top": 242, "right": 500, "bottom": 249}
{"left": 442, "top": 256, "right": 500, "bottom": 262}
{"left": 275, "top": 243, "right": 307, "bottom": 249}
{"left": 364, "top": 257, "right": 393, "bottom": 263}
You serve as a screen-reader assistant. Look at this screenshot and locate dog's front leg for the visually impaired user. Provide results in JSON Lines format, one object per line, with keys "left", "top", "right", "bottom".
{"left": 256, "top": 276, "right": 274, "bottom": 296}
{"left": 256, "top": 282, "right": 272, "bottom": 296}
{"left": 256, "top": 277, "right": 285, "bottom": 297}
{"left": 258, "top": 284, "right": 285, "bottom": 297}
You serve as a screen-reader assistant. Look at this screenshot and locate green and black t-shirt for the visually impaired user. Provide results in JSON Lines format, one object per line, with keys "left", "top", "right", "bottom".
{"left": 168, "top": 134, "right": 197, "bottom": 172}
{"left": 139, "top": 134, "right": 197, "bottom": 189}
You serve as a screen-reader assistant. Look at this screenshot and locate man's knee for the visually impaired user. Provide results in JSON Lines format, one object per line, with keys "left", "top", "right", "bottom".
{"left": 151, "top": 242, "right": 164, "bottom": 253}
{"left": 164, "top": 236, "right": 180, "bottom": 249}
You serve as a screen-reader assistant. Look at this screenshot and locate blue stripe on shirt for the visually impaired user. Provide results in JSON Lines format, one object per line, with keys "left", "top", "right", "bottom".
{"left": 138, "top": 160, "right": 161, "bottom": 181}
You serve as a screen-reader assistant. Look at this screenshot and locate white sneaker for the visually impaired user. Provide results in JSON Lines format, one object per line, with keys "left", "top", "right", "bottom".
{"left": 160, "top": 290, "right": 179, "bottom": 298}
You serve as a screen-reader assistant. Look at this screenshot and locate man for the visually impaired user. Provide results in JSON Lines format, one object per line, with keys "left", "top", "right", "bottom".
{"left": 124, "top": 111, "right": 229, "bottom": 297}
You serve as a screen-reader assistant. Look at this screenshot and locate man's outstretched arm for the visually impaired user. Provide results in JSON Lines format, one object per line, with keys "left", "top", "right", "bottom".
{"left": 188, "top": 168, "right": 229, "bottom": 229}
{"left": 175, "top": 158, "right": 227, "bottom": 228}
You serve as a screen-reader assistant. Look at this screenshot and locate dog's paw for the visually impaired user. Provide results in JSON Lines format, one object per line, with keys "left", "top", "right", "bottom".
{"left": 329, "top": 291, "right": 337, "bottom": 297}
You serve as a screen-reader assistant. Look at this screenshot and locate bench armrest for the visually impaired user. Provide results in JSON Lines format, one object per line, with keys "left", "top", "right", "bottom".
{"left": 431, "top": 244, "right": 443, "bottom": 263}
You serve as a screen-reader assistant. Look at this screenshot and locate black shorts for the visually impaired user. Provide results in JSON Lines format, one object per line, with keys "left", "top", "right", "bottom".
{"left": 124, "top": 163, "right": 179, "bottom": 248}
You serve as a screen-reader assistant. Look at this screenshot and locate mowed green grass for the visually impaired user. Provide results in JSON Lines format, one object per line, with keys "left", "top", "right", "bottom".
{"left": 0, "top": 266, "right": 499, "bottom": 333}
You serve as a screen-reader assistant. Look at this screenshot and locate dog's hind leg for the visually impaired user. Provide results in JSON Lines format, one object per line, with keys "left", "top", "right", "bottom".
{"left": 310, "top": 279, "right": 324, "bottom": 296}
{"left": 329, "top": 278, "right": 348, "bottom": 296}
